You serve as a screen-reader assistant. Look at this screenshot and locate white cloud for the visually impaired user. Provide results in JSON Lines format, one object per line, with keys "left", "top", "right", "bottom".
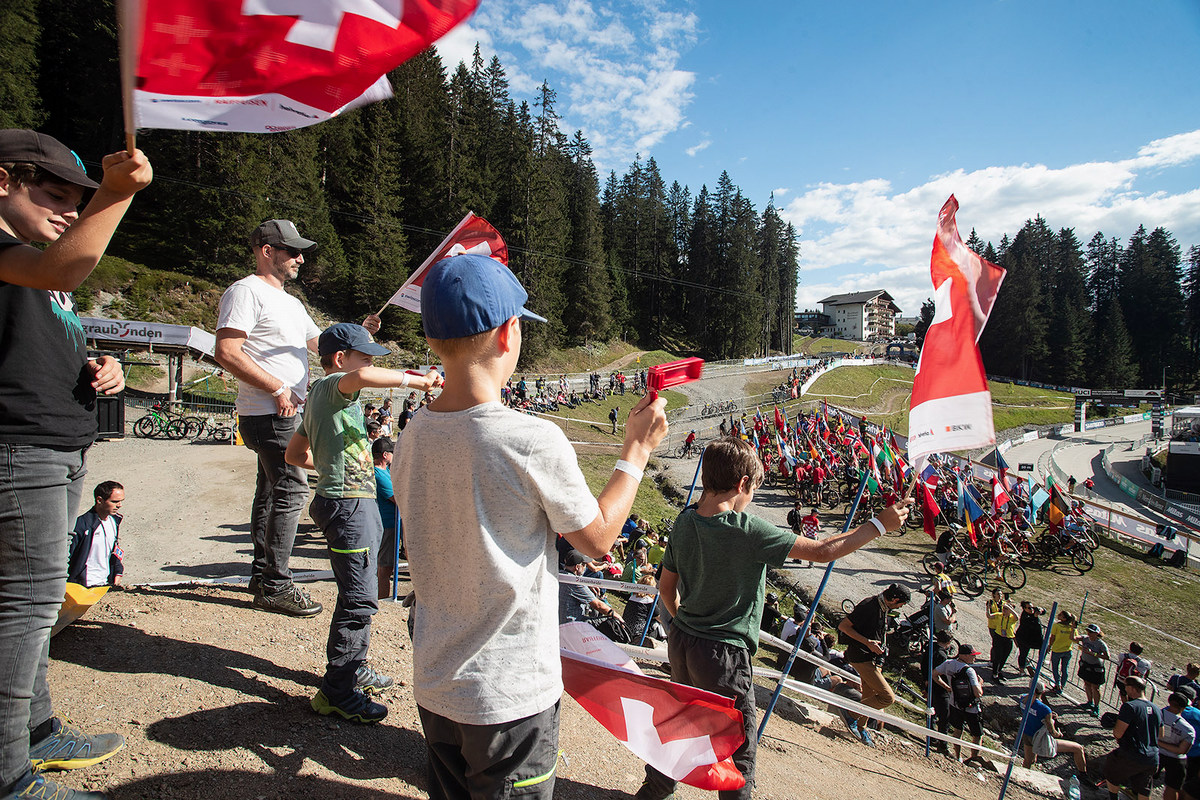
{"left": 772, "top": 187, "right": 790, "bottom": 198}
{"left": 787, "top": 130, "right": 1200, "bottom": 315}
{"left": 446, "top": 0, "right": 699, "bottom": 170}
{"left": 685, "top": 139, "right": 711, "bottom": 157}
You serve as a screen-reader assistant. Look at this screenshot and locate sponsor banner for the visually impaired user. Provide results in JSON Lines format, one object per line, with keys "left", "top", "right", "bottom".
{"left": 81, "top": 317, "right": 216, "bottom": 356}
{"left": 998, "top": 439, "right": 1013, "bottom": 453}
{"left": 1021, "top": 430, "right": 1040, "bottom": 443}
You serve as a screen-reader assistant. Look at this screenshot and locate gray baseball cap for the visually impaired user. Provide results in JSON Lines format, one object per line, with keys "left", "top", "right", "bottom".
{"left": 250, "top": 219, "right": 317, "bottom": 252}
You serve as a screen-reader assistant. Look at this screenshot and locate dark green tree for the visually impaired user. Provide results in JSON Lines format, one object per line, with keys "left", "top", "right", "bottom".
{"left": 0, "top": 0, "right": 45, "bottom": 129}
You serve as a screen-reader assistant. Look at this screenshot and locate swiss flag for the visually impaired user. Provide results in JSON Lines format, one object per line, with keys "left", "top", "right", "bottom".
{"left": 907, "top": 196, "right": 1006, "bottom": 467}
{"left": 384, "top": 212, "right": 508, "bottom": 313}
{"left": 990, "top": 476, "right": 1011, "bottom": 514}
{"left": 559, "top": 623, "right": 745, "bottom": 791}
{"left": 127, "top": 0, "right": 478, "bottom": 132}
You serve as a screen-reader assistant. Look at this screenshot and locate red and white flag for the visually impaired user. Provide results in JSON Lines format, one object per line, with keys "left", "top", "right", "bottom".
{"left": 123, "top": 0, "right": 477, "bottom": 133}
{"left": 920, "top": 481, "right": 940, "bottom": 540}
{"left": 382, "top": 212, "right": 508, "bottom": 313}
{"left": 559, "top": 623, "right": 745, "bottom": 792}
{"left": 906, "top": 196, "right": 1006, "bottom": 467}
{"left": 990, "top": 476, "right": 1011, "bottom": 513}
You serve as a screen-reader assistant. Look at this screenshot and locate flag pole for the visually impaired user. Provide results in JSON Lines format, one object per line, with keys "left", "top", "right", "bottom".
{"left": 997, "top": 601, "right": 1058, "bottom": 800}
{"left": 116, "top": 0, "right": 143, "bottom": 153}
{"left": 757, "top": 469, "right": 870, "bottom": 742}
{"left": 375, "top": 212, "right": 476, "bottom": 317}
{"left": 924, "top": 587, "right": 936, "bottom": 757}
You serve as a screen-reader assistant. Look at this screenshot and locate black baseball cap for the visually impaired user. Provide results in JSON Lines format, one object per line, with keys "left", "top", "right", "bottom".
{"left": 564, "top": 550, "right": 590, "bottom": 567}
{"left": 250, "top": 219, "right": 317, "bottom": 252}
{"left": 0, "top": 129, "right": 98, "bottom": 189}
{"left": 318, "top": 323, "right": 390, "bottom": 357}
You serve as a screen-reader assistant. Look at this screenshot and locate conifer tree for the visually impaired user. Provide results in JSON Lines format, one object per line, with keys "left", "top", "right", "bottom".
{"left": 0, "top": 0, "right": 45, "bottom": 129}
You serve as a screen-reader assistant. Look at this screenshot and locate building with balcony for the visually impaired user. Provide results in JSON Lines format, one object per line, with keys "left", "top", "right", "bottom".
{"left": 818, "top": 290, "right": 902, "bottom": 341}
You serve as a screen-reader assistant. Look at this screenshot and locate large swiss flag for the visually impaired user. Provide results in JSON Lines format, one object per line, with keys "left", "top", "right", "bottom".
{"left": 127, "top": 0, "right": 478, "bottom": 132}
{"left": 559, "top": 623, "right": 745, "bottom": 791}
{"left": 906, "top": 196, "right": 1006, "bottom": 466}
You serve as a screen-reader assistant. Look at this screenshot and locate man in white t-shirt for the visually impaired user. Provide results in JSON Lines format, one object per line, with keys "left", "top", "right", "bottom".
{"left": 67, "top": 481, "right": 126, "bottom": 588}
{"left": 216, "top": 219, "right": 380, "bottom": 617}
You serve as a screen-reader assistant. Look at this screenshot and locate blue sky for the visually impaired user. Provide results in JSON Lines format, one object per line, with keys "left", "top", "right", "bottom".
{"left": 436, "top": 0, "right": 1200, "bottom": 316}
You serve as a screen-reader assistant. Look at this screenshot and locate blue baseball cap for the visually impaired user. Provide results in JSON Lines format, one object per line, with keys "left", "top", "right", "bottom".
{"left": 318, "top": 323, "right": 390, "bottom": 356}
{"left": 420, "top": 253, "right": 547, "bottom": 339}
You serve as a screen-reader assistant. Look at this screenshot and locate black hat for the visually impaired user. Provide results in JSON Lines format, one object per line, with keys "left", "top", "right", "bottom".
{"left": 564, "top": 550, "right": 589, "bottom": 567}
{"left": 250, "top": 219, "right": 317, "bottom": 252}
{"left": 318, "top": 323, "right": 390, "bottom": 357}
{"left": 0, "top": 129, "right": 98, "bottom": 189}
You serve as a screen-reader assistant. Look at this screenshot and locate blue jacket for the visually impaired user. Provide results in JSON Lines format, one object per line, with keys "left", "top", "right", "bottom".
{"left": 67, "top": 509, "right": 123, "bottom": 586}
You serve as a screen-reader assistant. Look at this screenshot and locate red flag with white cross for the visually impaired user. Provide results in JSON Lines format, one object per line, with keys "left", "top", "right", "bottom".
{"left": 559, "top": 623, "right": 745, "bottom": 791}
{"left": 124, "top": 0, "right": 478, "bottom": 132}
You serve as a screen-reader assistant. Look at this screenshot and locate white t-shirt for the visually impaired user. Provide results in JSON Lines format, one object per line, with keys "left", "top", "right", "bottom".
{"left": 84, "top": 516, "right": 118, "bottom": 588}
{"left": 1160, "top": 708, "right": 1196, "bottom": 759}
{"left": 217, "top": 275, "right": 320, "bottom": 416}
{"left": 392, "top": 402, "right": 600, "bottom": 725}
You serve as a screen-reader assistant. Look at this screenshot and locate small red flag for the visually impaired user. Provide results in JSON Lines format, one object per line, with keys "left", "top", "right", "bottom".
{"left": 921, "top": 482, "right": 939, "bottom": 540}
{"left": 384, "top": 212, "right": 507, "bottom": 313}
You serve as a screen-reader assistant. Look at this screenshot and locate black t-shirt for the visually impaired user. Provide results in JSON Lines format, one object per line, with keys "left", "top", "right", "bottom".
{"left": 0, "top": 230, "right": 97, "bottom": 449}
{"left": 844, "top": 595, "right": 887, "bottom": 663}
{"left": 1118, "top": 698, "right": 1162, "bottom": 762}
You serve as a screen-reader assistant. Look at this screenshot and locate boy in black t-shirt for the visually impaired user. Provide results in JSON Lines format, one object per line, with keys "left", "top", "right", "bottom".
{"left": 0, "top": 130, "right": 151, "bottom": 800}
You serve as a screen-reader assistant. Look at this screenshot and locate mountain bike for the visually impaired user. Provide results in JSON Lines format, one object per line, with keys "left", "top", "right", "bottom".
{"left": 133, "top": 403, "right": 187, "bottom": 439}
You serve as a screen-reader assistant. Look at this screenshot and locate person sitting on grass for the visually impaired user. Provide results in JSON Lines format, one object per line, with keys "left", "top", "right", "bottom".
{"left": 1020, "top": 681, "right": 1095, "bottom": 788}
{"left": 635, "top": 437, "right": 911, "bottom": 800}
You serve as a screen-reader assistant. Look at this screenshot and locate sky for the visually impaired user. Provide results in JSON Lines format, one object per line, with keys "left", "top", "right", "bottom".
{"left": 435, "top": 0, "right": 1200, "bottom": 317}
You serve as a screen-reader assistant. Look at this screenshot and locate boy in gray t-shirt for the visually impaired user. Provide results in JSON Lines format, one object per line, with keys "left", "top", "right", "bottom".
{"left": 392, "top": 254, "right": 667, "bottom": 798}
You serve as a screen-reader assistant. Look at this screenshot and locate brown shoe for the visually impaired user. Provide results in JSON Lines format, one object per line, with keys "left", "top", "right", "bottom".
{"left": 253, "top": 584, "right": 323, "bottom": 617}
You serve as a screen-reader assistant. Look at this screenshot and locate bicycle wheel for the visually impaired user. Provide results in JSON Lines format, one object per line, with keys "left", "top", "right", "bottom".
{"left": 921, "top": 552, "right": 943, "bottom": 575}
{"left": 1071, "top": 547, "right": 1095, "bottom": 572}
{"left": 674, "top": 444, "right": 687, "bottom": 458}
{"left": 841, "top": 598, "right": 856, "bottom": 614}
{"left": 1079, "top": 527, "right": 1100, "bottom": 551}
{"left": 1001, "top": 563, "right": 1027, "bottom": 591}
{"left": 958, "top": 569, "right": 985, "bottom": 598}
{"left": 165, "top": 419, "right": 189, "bottom": 440}
{"left": 182, "top": 416, "right": 205, "bottom": 438}
{"left": 727, "top": 402, "right": 737, "bottom": 412}
{"left": 211, "top": 425, "right": 232, "bottom": 443}
{"left": 133, "top": 415, "right": 159, "bottom": 438}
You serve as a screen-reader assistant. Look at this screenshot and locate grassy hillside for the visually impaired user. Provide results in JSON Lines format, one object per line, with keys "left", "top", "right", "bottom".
{"left": 792, "top": 335, "right": 869, "bottom": 355}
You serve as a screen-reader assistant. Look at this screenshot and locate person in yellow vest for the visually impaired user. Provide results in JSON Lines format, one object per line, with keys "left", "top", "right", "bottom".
{"left": 1047, "top": 610, "right": 1079, "bottom": 694}
{"left": 987, "top": 588, "right": 1019, "bottom": 682}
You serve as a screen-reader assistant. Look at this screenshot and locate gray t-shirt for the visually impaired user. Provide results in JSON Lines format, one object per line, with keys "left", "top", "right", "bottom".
{"left": 1079, "top": 636, "right": 1109, "bottom": 666}
{"left": 392, "top": 402, "right": 600, "bottom": 725}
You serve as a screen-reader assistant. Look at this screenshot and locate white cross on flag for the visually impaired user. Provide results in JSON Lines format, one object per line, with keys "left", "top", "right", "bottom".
{"left": 559, "top": 623, "right": 745, "bottom": 792}
{"left": 123, "top": 0, "right": 478, "bottom": 132}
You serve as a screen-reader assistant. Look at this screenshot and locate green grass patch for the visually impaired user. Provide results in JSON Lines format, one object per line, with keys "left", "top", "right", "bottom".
{"left": 74, "top": 255, "right": 227, "bottom": 331}
{"left": 124, "top": 363, "right": 165, "bottom": 389}
{"left": 793, "top": 335, "right": 867, "bottom": 355}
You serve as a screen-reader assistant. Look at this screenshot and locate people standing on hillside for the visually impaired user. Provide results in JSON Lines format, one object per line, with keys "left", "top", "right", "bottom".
{"left": 1114, "top": 642, "right": 1153, "bottom": 705}
{"left": 1048, "top": 610, "right": 1078, "bottom": 694}
{"left": 1103, "top": 676, "right": 1162, "bottom": 800}
{"left": 216, "top": 219, "right": 381, "bottom": 618}
{"left": 0, "top": 129, "right": 152, "bottom": 800}
{"left": 987, "top": 589, "right": 1019, "bottom": 682}
{"left": 839, "top": 583, "right": 912, "bottom": 745}
{"left": 1076, "top": 623, "right": 1110, "bottom": 716}
{"left": 933, "top": 643, "right": 985, "bottom": 765}
{"left": 1014, "top": 601, "right": 1045, "bottom": 677}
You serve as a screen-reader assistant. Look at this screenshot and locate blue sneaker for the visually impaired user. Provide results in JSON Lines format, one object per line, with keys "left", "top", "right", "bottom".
{"left": 28, "top": 720, "right": 124, "bottom": 772}
{"left": 858, "top": 727, "right": 876, "bottom": 747}
{"left": 311, "top": 689, "right": 387, "bottom": 723}
{"left": 4, "top": 772, "right": 108, "bottom": 799}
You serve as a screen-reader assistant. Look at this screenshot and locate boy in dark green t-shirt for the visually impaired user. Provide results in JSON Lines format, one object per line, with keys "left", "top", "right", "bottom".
{"left": 285, "top": 323, "right": 441, "bottom": 723}
{"left": 637, "top": 438, "right": 909, "bottom": 800}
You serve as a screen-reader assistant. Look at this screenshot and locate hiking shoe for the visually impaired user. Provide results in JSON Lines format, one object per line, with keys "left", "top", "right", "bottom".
{"left": 28, "top": 719, "right": 124, "bottom": 771}
{"left": 5, "top": 773, "right": 108, "bottom": 799}
{"left": 858, "top": 727, "right": 875, "bottom": 747}
{"left": 247, "top": 575, "right": 261, "bottom": 596}
{"left": 253, "top": 584, "right": 322, "bottom": 617}
{"left": 633, "top": 779, "right": 676, "bottom": 800}
{"left": 354, "top": 664, "right": 395, "bottom": 696}
{"left": 311, "top": 689, "right": 387, "bottom": 723}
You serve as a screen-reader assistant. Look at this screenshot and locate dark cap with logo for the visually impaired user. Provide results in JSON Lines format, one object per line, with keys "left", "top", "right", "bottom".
{"left": 318, "top": 323, "right": 390, "bottom": 357}
{"left": 0, "top": 129, "right": 98, "bottom": 189}
{"left": 249, "top": 219, "right": 317, "bottom": 252}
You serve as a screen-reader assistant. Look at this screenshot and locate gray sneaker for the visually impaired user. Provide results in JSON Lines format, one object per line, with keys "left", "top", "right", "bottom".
{"left": 253, "top": 585, "right": 322, "bottom": 617}
{"left": 355, "top": 664, "right": 396, "bottom": 695}
{"left": 5, "top": 773, "right": 108, "bottom": 799}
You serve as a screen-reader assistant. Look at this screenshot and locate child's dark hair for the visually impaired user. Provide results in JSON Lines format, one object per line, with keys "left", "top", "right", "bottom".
{"left": 94, "top": 480, "right": 124, "bottom": 501}
{"left": 701, "top": 437, "right": 764, "bottom": 493}
{"left": 0, "top": 162, "right": 60, "bottom": 188}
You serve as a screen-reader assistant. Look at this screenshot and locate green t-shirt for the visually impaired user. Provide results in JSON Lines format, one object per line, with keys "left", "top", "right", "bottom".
{"left": 662, "top": 508, "right": 796, "bottom": 653}
{"left": 299, "top": 373, "right": 375, "bottom": 499}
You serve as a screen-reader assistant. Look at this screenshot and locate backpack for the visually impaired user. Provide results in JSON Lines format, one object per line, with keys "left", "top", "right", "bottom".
{"left": 950, "top": 666, "right": 976, "bottom": 708}
{"left": 1117, "top": 654, "right": 1147, "bottom": 680}
{"left": 1148, "top": 543, "right": 1165, "bottom": 559}
{"left": 1169, "top": 548, "right": 1187, "bottom": 568}
{"left": 1032, "top": 724, "right": 1058, "bottom": 759}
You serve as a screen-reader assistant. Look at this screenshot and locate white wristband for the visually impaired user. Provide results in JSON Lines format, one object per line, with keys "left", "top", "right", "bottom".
{"left": 867, "top": 517, "right": 887, "bottom": 537}
{"left": 614, "top": 460, "right": 644, "bottom": 482}
{"left": 271, "top": 384, "right": 287, "bottom": 397}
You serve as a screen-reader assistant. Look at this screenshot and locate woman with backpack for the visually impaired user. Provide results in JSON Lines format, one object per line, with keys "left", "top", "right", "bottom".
{"left": 1114, "top": 642, "right": 1153, "bottom": 704}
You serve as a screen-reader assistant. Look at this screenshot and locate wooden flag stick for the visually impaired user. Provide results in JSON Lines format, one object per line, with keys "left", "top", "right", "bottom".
{"left": 117, "top": 0, "right": 143, "bottom": 154}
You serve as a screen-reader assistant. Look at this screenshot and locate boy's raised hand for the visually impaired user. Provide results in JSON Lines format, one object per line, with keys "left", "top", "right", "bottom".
{"left": 98, "top": 148, "right": 153, "bottom": 198}
{"left": 622, "top": 393, "right": 668, "bottom": 459}
{"left": 876, "top": 497, "right": 913, "bottom": 533}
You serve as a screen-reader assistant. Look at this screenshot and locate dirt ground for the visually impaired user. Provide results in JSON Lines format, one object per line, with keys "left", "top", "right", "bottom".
{"left": 48, "top": 427, "right": 1052, "bottom": 800}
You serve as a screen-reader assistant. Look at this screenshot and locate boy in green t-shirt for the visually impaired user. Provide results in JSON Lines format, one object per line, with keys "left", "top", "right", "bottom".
{"left": 637, "top": 438, "right": 910, "bottom": 800}
{"left": 285, "top": 323, "right": 442, "bottom": 723}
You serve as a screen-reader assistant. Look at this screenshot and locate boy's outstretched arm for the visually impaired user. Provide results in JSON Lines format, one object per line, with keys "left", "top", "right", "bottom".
{"left": 338, "top": 367, "right": 443, "bottom": 394}
{"left": 789, "top": 499, "right": 912, "bottom": 562}
{"left": 0, "top": 149, "right": 152, "bottom": 291}
{"left": 561, "top": 393, "right": 668, "bottom": 558}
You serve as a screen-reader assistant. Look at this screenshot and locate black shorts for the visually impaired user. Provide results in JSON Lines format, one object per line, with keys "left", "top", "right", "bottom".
{"left": 1161, "top": 758, "right": 1186, "bottom": 791}
{"left": 1079, "top": 661, "right": 1105, "bottom": 685}
{"left": 948, "top": 706, "right": 982, "bottom": 738}
{"left": 1103, "top": 749, "right": 1157, "bottom": 797}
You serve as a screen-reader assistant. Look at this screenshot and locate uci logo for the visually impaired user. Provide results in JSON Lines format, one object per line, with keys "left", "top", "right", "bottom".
{"left": 68, "top": 149, "right": 85, "bottom": 170}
